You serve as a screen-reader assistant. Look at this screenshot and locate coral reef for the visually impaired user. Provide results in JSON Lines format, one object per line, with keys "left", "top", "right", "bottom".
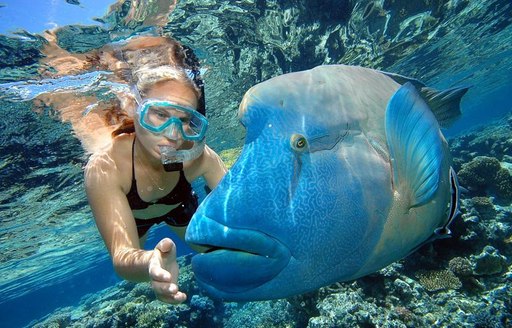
{"left": 416, "top": 269, "right": 462, "bottom": 292}
{"left": 458, "top": 156, "right": 502, "bottom": 190}
{"left": 31, "top": 256, "right": 234, "bottom": 328}
{"left": 448, "top": 256, "right": 473, "bottom": 277}
{"left": 457, "top": 156, "right": 512, "bottom": 201}
{"left": 450, "top": 114, "right": 512, "bottom": 167}
{"left": 472, "top": 246, "right": 508, "bottom": 276}
{"left": 470, "top": 196, "right": 498, "bottom": 221}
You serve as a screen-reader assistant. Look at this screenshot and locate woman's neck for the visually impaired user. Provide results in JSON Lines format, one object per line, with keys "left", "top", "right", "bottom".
{"left": 134, "top": 137, "right": 165, "bottom": 172}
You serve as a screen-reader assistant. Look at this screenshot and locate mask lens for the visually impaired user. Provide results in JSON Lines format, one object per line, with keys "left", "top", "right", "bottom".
{"left": 185, "top": 115, "right": 206, "bottom": 138}
{"left": 139, "top": 100, "right": 207, "bottom": 140}
{"left": 144, "top": 106, "right": 190, "bottom": 129}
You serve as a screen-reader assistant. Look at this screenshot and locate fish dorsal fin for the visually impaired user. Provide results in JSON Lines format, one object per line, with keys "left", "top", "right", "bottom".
{"left": 419, "top": 86, "right": 468, "bottom": 128}
{"left": 381, "top": 70, "right": 468, "bottom": 128}
{"left": 385, "top": 83, "right": 444, "bottom": 208}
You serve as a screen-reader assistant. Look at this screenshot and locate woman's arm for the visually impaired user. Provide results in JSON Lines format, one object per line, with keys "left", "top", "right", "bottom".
{"left": 84, "top": 152, "right": 186, "bottom": 303}
{"left": 84, "top": 153, "right": 151, "bottom": 281}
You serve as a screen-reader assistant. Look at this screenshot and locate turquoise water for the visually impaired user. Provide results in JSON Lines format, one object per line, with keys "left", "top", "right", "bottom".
{"left": 0, "top": 1, "right": 511, "bottom": 327}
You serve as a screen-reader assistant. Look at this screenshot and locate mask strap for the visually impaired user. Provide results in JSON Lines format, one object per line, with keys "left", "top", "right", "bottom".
{"left": 183, "top": 45, "right": 206, "bottom": 117}
{"left": 130, "top": 85, "right": 144, "bottom": 105}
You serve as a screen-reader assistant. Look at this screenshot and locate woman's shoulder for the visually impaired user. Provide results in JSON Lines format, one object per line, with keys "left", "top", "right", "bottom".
{"left": 85, "top": 134, "right": 134, "bottom": 185}
{"left": 202, "top": 144, "right": 225, "bottom": 164}
{"left": 110, "top": 133, "right": 135, "bottom": 161}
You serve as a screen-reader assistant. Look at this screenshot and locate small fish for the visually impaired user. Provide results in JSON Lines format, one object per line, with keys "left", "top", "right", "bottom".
{"left": 186, "top": 65, "right": 467, "bottom": 301}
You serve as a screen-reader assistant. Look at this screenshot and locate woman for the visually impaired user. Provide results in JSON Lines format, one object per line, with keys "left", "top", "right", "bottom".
{"left": 84, "top": 36, "right": 226, "bottom": 304}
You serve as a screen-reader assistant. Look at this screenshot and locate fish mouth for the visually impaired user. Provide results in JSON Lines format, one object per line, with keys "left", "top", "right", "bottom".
{"left": 185, "top": 215, "right": 291, "bottom": 296}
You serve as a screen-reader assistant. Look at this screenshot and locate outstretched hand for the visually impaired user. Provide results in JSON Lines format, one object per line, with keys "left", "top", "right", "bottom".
{"left": 148, "top": 238, "right": 187, "bottom": 304}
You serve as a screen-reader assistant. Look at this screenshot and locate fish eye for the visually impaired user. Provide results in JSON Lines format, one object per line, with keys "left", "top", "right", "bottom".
{"left": 290, "top": 134, "right": 308, "bottom": 152}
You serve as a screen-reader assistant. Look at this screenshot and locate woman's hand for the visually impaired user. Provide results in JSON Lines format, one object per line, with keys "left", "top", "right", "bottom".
{"left": 148, "top": 238, "right": 187, "bottom": 304}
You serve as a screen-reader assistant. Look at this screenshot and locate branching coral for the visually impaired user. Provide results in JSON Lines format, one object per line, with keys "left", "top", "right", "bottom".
{"left": 416, "top": 269, "right": 462, "bottom": 292}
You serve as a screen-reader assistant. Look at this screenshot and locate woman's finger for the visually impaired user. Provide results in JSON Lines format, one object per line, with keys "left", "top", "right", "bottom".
{"left": 151, "top": 280, "right": 187, "bottom": 304}
{"left": 151, "top": 280, "right": 178, "bottom": 294}
{"left": 157, "top": 291, "right": 187, "bottom": 305}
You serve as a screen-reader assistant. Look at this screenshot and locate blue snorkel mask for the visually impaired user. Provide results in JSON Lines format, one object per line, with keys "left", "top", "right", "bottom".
{"left": 137, "top": 99, "right": 208, "bottom": 140}
{"left": 133, "top": 86, "right": 208, "bottom": 171}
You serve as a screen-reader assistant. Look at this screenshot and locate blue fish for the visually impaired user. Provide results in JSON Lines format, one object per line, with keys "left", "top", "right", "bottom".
{"left": 186, "top": 65, "right": 466, "bottom": 301}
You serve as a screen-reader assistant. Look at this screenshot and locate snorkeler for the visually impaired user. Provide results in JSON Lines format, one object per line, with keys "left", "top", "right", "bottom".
{"left": 84, "top": 36, "right": 226, "bottom": 304}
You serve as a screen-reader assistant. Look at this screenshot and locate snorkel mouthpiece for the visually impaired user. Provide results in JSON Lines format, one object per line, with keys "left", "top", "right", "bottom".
{"left": 163, "top": 162, "right": 183, "bottom": 172}
{"left": 160, "top": 146, "right": 184, "bottom": 171}
{"left": 159, "top": 139, "right": 206, "bottom": 172}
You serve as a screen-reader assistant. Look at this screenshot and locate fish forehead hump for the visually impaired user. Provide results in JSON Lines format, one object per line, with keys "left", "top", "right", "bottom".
{"left": 242, "top": 65, "right": 400, "bottom": 135}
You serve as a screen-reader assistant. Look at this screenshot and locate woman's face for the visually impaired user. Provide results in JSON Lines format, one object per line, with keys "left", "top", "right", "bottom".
{"left": 134, "top": 79, "right": 199, "bottom": 160}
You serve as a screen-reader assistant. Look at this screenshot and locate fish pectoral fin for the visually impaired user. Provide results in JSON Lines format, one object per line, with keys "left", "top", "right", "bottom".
{"left": 385, "top": 82, "right": 444, "bottom": 208}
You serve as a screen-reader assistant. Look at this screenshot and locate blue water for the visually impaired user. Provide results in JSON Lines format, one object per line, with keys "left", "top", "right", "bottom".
{"left": 0, "top": 225, "right": 195, "bottom": 328}
{"left": 447, "top": 83, "right": 512, "bottom": 138}
{"left": 0, "top": 259, "right": 116, "bottom": 327}
{"left": 0, "top": 0, "right": 511, "bottom": 327}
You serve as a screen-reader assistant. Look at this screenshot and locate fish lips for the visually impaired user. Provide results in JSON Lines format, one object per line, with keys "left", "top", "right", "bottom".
{"left": 185, "top": 215, "right": 291, "bottom": 297}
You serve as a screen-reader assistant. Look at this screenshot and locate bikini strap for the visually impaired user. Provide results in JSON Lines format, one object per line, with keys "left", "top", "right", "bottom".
{"left": 131, "top": 137, "right": 137, "bottom": 183}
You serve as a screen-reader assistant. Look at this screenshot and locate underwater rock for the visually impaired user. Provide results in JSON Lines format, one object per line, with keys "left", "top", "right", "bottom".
{"left": 190, "top": 294, "right": 215, "bottom": 312}
{"left": 177, "top": 255, "right": 201, "bottom": 296}
{"left": 457, "top": 156, "right": 512, "bottom": 201}
{"left": 495, "top": 168, "right": 512, "bottom": 201}
{"left": 458, "top": 156, "right": 501, "bottom": 190}
{"left": 470, "top": 196, "right": 497, "bottom": 220}
{"left": 472, "top": 246, "right": 508, "bottom": 276}
{"left": 224, "top": 300, "right": 299, "bottom": 328}
{"left": 309, "top": 289, "right": 379, "bottom": 327}
{"left": 448, "top": 256, "right": 474, "bottom": 277}
{"left": 308, "top": 281, "right": 430, "bottom": 328}
{"left": 392, "top": 278, "right": 414, "bottom": 301}
{"left": 469, "top": 308, "right": 509, "bottom": 328}
{"left": 459, "top": 197, "right": 512, "bottom": 254}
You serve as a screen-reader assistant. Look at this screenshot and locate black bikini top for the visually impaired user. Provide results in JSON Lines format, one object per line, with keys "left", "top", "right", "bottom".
{"left": 126, "top": 138, "right": 194, "bottom": 210}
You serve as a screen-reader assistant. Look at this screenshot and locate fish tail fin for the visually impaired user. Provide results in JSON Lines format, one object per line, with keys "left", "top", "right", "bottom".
{"left": 385, "top": 83, "right": 445, "bottom": 208}
{"left": 420, "top": 86, "right": 469, "bottom": 128}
